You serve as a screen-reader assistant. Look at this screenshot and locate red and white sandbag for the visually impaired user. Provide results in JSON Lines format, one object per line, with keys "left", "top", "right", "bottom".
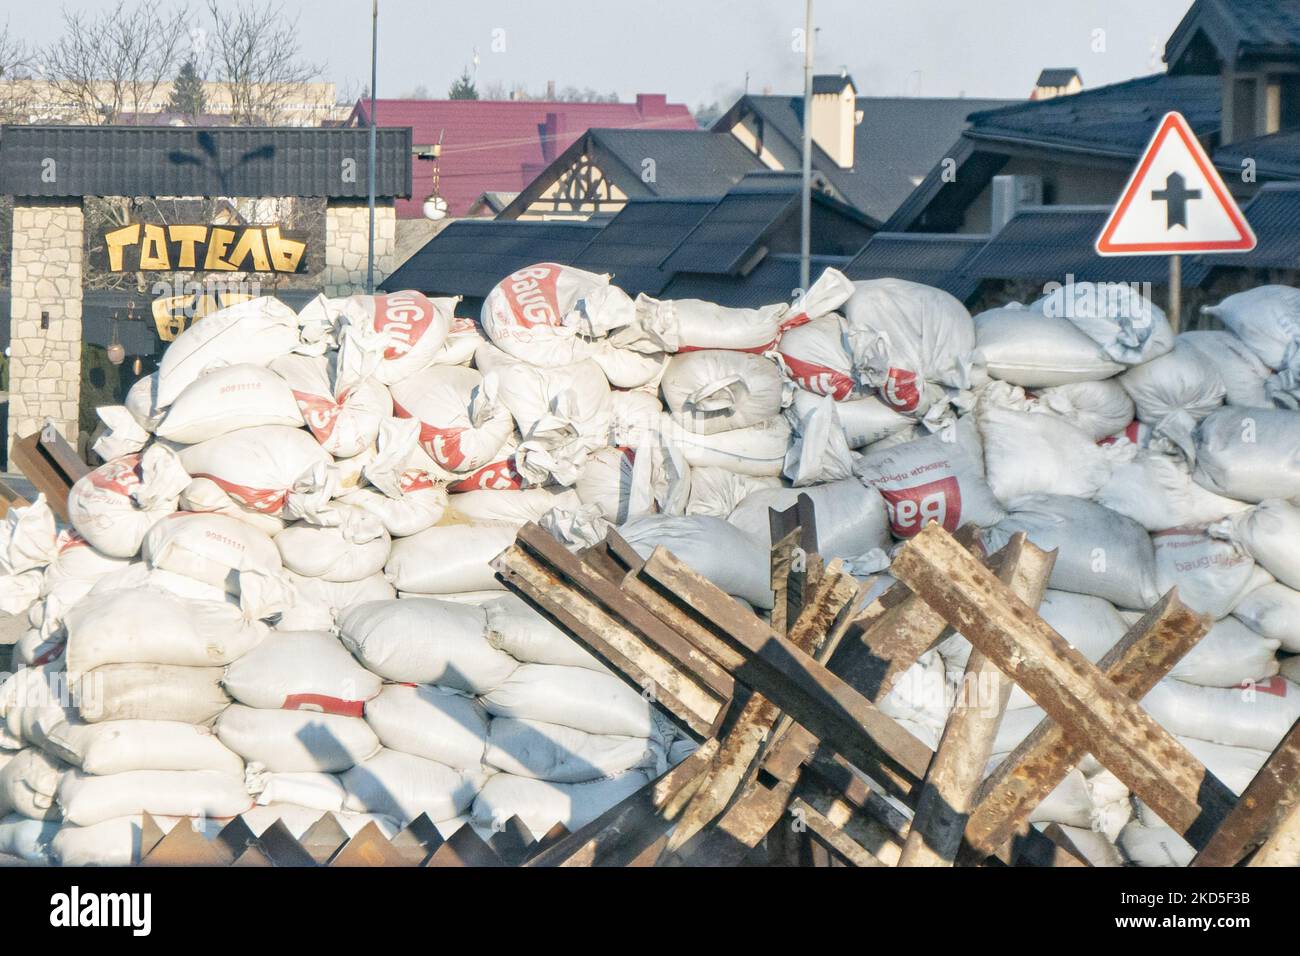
{"left": 223, "top": 630, "right": 382, "bottom": 716}
{"left": 854, "top": 418, "right": 1005, "bottom": 539}
{"left": 777, "top": 314, "right": 856, "bottom": 399}
{"left": 270, "top": 345, "right": 393, "bottom": 458}
{"left": 974, "top": 303, "right": 1124, "bottom": 387}
{"left": 618, "top": 514, "right": 774, "bottom": 609}
{"left": 1192, "top": 407, "right": 1300, "bottom": 502}
{"left": 338, "top": 290, "right": 456, "bottom": 385}
{"left": 338, "top": 470, "right": 448, "bottom": 538}
{"left": 384, "top": 522, "right": 518, "bottom": 595}
{"left": 363, "top": 684, "right": 489, "bottom": 771}
{"left": 155, "top": 296, "right": 302, "bottom": 408}
{"left": 67, "top": 447, "right": 190, "bottom": 558}
{"left": 156, "top": 363, "right": 303, "bottom": 443}
{"left": 337, "top": 599, "right": 517, "bottom": 693}
{"left": 843, "top": 278, "right": 976, "bottom": 415}
{"left": 177, "top": 477, "right": 286, "bottom": 537}
{"left": 987, "top": 494, "right": 1159, "bottom": 609}
{"left": 214, "top": 705, "right": 380, "bottom": 773}
{"left": 480, "top": 263, "right": 637, "bottom": 366}
{"left": 660, "top": 350, "right": 785, "bottom": 435}
{"left": 1233, "top": 581, "right": 1300, "bottom": 652}
{"left": 390, "top": 365, "right": 514, "bottom": 474}
{"left": 177, "top": 424, "right": 334, "bottom": 522}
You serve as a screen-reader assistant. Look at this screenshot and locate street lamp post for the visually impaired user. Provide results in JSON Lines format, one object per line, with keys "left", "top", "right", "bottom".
{"left": 799, "top": 0, "right": 814, "bottom": 297}
{"left": 367, "top": 0, "right": 378, "bottom": 294}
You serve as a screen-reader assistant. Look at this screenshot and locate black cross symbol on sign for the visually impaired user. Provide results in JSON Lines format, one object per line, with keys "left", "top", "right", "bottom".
{"left": 1151, "top": 171, "right": 1201, "bottom": 230}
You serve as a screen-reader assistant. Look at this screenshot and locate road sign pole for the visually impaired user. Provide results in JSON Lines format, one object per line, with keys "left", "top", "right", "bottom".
{"left": 1169, "top": 254, "right": 1181, "bottom": 333}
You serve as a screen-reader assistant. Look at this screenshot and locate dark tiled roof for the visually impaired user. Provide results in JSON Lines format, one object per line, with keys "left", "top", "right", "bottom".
{"left": 589, "top": 128, "right": 765, "bottom": 197}
{"left": 962, "top": 206, "right": 1213, "bottom": 285}
{"left": 0, "top": 125, "right": 412, "bottom": 199}
{"left": 731, "top": 95, "right": 1013, "bottom": 222}
{"left": 963, "top": 74, "right": 1222, "bottom": 159}
{"left": 658, "top": 189, "right": 797, "bottom": 275}
{"left": 658, "top": 254, "right": 851, "bottom": 309}
{"left": 843, "top": 233, "right": 987, "bottom": 302}
{"left": 1214, "top": 129, "right": 1300, "bottom": 179}
{"left": 1166, "top": 0, "right": 1300, "bottom": 67}
{"left": 379, "top": 219, "right": 601, "bottom": 297}
{"left": 1035, "top": 69, "right": 1081, "bottom": 88}
{"left": 1201, "top": 183, "right": 1300, "bottom": 269}
{"left": 573, "top": 197, "right": 715, "bottom": 295}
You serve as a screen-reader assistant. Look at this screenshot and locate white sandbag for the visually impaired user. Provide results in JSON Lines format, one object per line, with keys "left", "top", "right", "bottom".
{"left": 124, "top": 372, "right": 164, "bottom": 433}
{"left": 1142, "top": 676, "right": 1300, "bottom": 751}
{"left": 448, "top": 486, "right": 580, "bottom": 525}
{"left": 143, "top": 511, "right": 281, "bottom": 596}
{"left": 1034, "top": 378, "right": 1136, "bottom": 441}
{"left": 42, "top": 719, "right": 243, "bottom": 776}
{"left": 481, "top": 263, "right": 637, "bottom": 366}
{"left": 248, "top": 772, "right": 346, "bottom": 813}
{"left": 0, "top": 570, "right": 41, "bottom": 616}
{"left": 660, "top": 351, "right": 785, "bottom": 435}
{"left": 215, "top": 704, "right": 379, "bottom": 773}
{"left": 64, "top": 588, "right": 267, "bottom": 677}
{"left": 683, "top": 467, "right": 779, "bottom": 519}
{"left": 435, "top": 315, "right": 486, "bottom": 367}
{"left": 635, "top": 296, "right": 786, "bottom": 354}
{"left": 977, "top": 301, "right": 1128, "bottom": 388}
{"left": 1119, "top": 821, "right": 1193, "bottom": 867}
{"left": 777, "top": 314, "right": 856, "bottom": 399}
{"left": 669, "top": 414, "right": 790, "bottom": 478}
{"left": 1178, "top": 736, "right": 1269, "bottom": 795}
{"left": 877, "top": 652, "right": 950, "bottom": 740}
{"left": 781, "top": 393, "right": 855, "bottom": 486}
{"left": 1119, "top": 341, "right": 1226, "bottom": 425}
{"left": 89, "top": 562, "right": 236, "bottom": 608}
{"left": 178, "top": 425, "right": 333, "bottom": 519}
{"left": 1052, "top": 824, "right": 1125, "bottom": 868}
{"left": 726, "top": 479, "right": 891, "bottom": 571}
{"left": 364, "top": 684, "right": 489, "bottom": 771}
{"left": 1036, "top": 282, "right": 1172, "bottom": 365}
{"left": 341, "top": 748, "right": 482, "bottom": 824}
{"left": 339, "top": 290, "right": 456, "bottom": 385}
{"left": 0, "top": 747, "right": 63, "bottom": 820}
{"left": 481, "top": 663, "right": 655, "bottom": 738}
{"left": 1233, "top": 582, "right": 1300, "bottom": 652}
{"left": 1192, "top": 406, "right": 1300, "bottom": 502}
{"left": 471, "top": 769, "right": 650, "bottom": 839}
{"left": 52, "top": 814, "right": 202, "bottom": 866}
{"left": 608, "top": 389, "right": 665, "bottom": 448}
{"left": 1283, "top": 656, "right": 1300, "bottom": 684}
{"left": 76, "top": 663, "right": 229, "bottom": 724}
{"left": 178, "top": 477, "right": 287, "bottom": 536}
{"left": 223, "top": 630, "right": 382, "bottom": 716}
{"left": 270, "top": 349, "right": 393, "bottom": 458}
{"left": 0, "top": 496, "right": 55, "bottom": 577}
{"left": 58, "top": 769, "right": 251, "bottom": 827}
{"left": 384, "top": 522, "right": 516, "bottom": 595}
{"left": 338, "top": 471, "right": 448, "bottom": 538}
{"left": 155, "top": 296, "right": 301, "bottom": 407}
{"left": 1153, "top": 528, "right": 1258, "bottom": 619}
{"left": 337, "top": 599, "right": 517, "bottom": 694}
{"left": 1214, "top": 499, "right": 1300, "bottom": 590}
{"left": 977, "top": 403, "right": 1111, "bottom": 503}
{"left": 484, "top": 592, "right": 603, "bottom": 671}
{"left": 276, "top": 571, "right": 395, "bottom": 631}
{"left": 390, "top": 365, "right": 514, "bottom": 473}
{"left": 68, "top": 447, "right": 190, "bottom": 558}
{"left": 486, "top": 359, "right": 612, "bottom": 486}
{"left": 16, "top": 627, "right": 64, "bottom": 667}
{"left": 574, "top": 446, "right": 654, "bottom": 523}
{"left": 1179, "top": 330, "right": 1273, "bottom": 408}
{"left": 854, "top": 418, "right": 1005, "bottom": 539}
{"left": 40, "top": 532, "right": 131, "bottom": 607}
{"left": 843, "top": 279, "right": 975, "bottom": 415}
{"left": 589, "top": 340, "right": 668, "bottom": 390}
{"left": 1201, "top": 286, "right": 1300, "bottom": 371}
{"left": 156, "top": 363, "right": 303, "bottom": 443}
{"left": 0, "top": 813, "right": 57, "bottom": 862}
{"left": 484, "top": 717, "right": 662, "bottom": 783}
{"left": 1167, "top": 616, "right": 1279, "bottom": 687}
{"left": 788, "top": 388, "right": 911, "bottom": 448}
{"left": 619, "top": 514, "right": 773, "bottom": 609}
{"left": 1095, "top": 448, "right": 1250, "bottom": 532}
{"left": 275, "top": 514, "right": 391, "bottom": 584}
{"left": 987, "top": 494, "right": 1159, "bottom": 609}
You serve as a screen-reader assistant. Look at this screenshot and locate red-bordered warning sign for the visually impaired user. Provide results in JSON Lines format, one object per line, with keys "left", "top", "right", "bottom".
{"left": 1095, "top": 111, "right": 1256, "bottom": 256}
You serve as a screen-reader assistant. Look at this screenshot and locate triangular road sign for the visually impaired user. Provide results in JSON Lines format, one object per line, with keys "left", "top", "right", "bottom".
{"left": 1095, "top": 111, "right": 1256, "bottom": 256}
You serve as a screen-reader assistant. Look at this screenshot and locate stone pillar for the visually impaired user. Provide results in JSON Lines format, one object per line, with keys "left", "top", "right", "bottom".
{"left": 323, "top": 200, "right": 396, "bottom": 297}
{"left": 9, "top": 199, "right": 84, "bottom": 455}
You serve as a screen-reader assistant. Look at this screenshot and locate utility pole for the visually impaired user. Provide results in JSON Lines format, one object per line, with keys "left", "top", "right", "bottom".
{"left": 799, "top": 0, "right": 815, "bottom": 296}
{"left": 367, "top": 0, "right": 378, "bottom": 294}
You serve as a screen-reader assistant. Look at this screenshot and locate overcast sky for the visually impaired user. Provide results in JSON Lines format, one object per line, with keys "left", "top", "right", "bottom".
{"left": 6, "top": 0, "right": 1196, "bottom": 107}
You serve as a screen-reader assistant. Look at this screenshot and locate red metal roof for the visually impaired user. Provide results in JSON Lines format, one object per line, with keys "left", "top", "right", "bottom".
{"left": 349, "top": 95, "right": 698, "bottom": 217}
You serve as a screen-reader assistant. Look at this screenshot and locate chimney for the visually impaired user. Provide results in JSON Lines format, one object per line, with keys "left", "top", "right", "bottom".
{"left": 546, "top": 79, "right": 556, "bottom": 100}
{"left": 541, "top": 111, "right": 568, "bottom": 162}
{"left": 636, "top": 93, "right": 667, "bottom": 118}
{"left": 809, "top": 72, "right": 860, "bottom": 169}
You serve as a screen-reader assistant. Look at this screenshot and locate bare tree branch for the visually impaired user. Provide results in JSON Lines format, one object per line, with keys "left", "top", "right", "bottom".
{"left": 204, "top": 0, "right": 323, "bottom": 126}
